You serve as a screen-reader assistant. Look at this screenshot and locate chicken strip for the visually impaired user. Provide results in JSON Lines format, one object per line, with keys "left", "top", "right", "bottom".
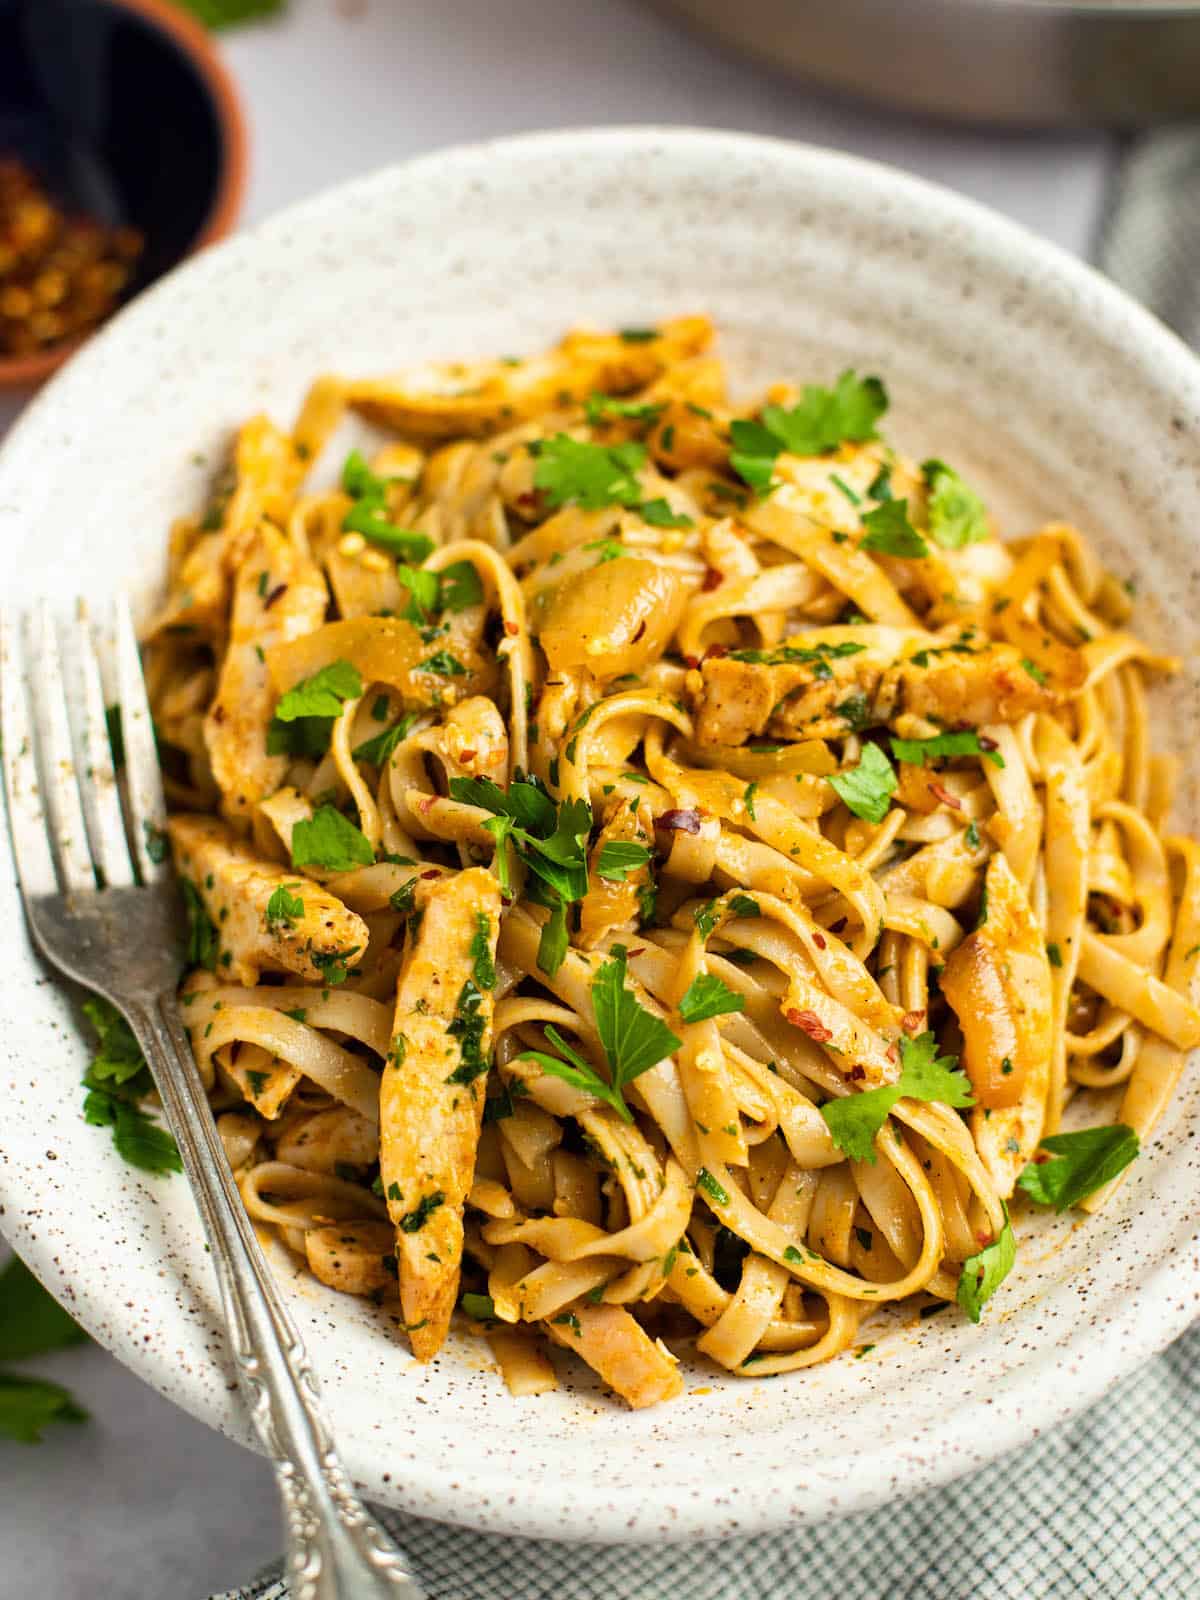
{"left": 204, "top": 524, "right": 328, "bottom": 824}
{"left": 167, "top": 814, "right": 368, "bottom": 987}
{"left": 939, "top": 853, "right": 1053, "bottom": 1196}
{"left": 692, "top": 632, "right": 1081, "bottom": 747}
{"left": 544, "top": 1303, "right": 684, "bottom": 1409}
{"left": 380, "top": 868, "right": 502, "bottom": 1360}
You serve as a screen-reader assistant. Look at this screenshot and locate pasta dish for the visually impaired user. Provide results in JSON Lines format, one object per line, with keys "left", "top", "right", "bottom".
{"left": 143, "top": 317, "right": 1200, "bottom": 1408}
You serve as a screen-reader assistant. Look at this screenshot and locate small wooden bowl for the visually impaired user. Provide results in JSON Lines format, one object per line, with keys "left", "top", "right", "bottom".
{"left": 0, "top": 0, "right": 247, "bottom": 389}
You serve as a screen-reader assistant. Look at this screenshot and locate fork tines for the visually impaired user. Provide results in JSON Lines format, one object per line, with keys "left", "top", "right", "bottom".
{"left": 0, "top": 597, "right": 170, "bottom": 901}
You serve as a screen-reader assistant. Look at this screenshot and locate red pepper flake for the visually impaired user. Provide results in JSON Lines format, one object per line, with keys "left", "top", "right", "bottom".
{"left": 263, "top": 583, "right": 288, "bottom": 610}
{"left": 785, "top": 1008, "right": 834, "bottom": 1043}
{"left": 1032, "top": 1151, "right": 1051, "bottom": 1165}
{"left": 702, "top": 566, "right": 723, "bottom": 593}
{"left": 516, "top": 491, "right": 539, "bottom": 510}
{"left": 811, "top": 932, "right": 827, "bottom": 950}
{"left": 420, "top": 869, "right": 441, "bottom": 880}
{"left": 702, "top": 643, "right": 728, "bottom": 662}
{"left": 658, "top": 808, "right": 702, "bottom": 834}
{"left": 458, "top": 749, "right": 477, "bottom": 763}
{"left": 847, "top": 1064, "right": 866, "bottom": 1081}
{"left": 503, "top": 620, "right": 520, "bottom": 637}
{"left": 901, "top": 1009, "right": 926, "bottom": 1035}
{"left": 627, "top": 947, "right": 646, "bottom": 958}
{"left": 632, "top": 620, "right": 647, "bottom": 644}
{"left": 684, "top": 654, "right": 701, "bottom": 670}
{"left": 976, "top": 1229, "right": 993, "bottom": 1248}
{"left": 212, "top": 704, "right": 226, "bottom": 724}
{"left": 886, "top": 1042, "right": 900, "bottom": 1064}
{"left": 978, "top": 734, "right": 999, "bottom": 752}
{"left": 418, "top": 796, "right": 437, "bottom": 814}
{"left": 927, "top": 779, "right": 962, "bottom": 811}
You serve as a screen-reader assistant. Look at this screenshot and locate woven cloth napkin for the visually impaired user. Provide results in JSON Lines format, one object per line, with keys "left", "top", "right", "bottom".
{"left": 216, "top": 130, "right": 1200, "bottom": 1600}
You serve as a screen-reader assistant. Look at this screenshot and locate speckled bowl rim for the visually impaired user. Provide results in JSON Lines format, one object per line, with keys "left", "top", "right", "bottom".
{"left": 1, "top": 127, "right": 1199, "bottom": 1543}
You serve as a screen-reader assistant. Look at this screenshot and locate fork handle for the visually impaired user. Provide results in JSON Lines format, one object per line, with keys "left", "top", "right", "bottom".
{"left": 127, "top": 993, "right": 426, "bottom": 1600}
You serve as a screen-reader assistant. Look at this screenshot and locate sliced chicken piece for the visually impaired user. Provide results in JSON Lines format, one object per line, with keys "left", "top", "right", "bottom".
{"left": 380, "top": 869, "right": 502, "bottom": 1360}
{"left": 204, "top": 524, "right": 328, "bottom": 824}
{"left": 578, "top": 797, "right": 654, "bottom": 948}
{"left": 275, "top": 1107, "right": 379, "bottom": 1173}
{"left": 692, "top": 631, "right": 1081, "bottom": 748}
{"left": 346, "top": 317, "right": 713, "bottom": 440}
{"left": 305, "top": 1222, "right": 396, "bottom": 1297}
{"left": 167, "top": 814, "right": 368, "bottom": 986}
{"left": 939, "top": 853, "right": 1053, "bottom": 1196}
{"left": 544, "top": 1303, "right": 684, "bottom": 1409}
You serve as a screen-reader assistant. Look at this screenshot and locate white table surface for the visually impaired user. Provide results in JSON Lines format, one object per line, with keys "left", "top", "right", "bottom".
{"left": 0, "top": 2, "right": 1115, "bottom": 1594}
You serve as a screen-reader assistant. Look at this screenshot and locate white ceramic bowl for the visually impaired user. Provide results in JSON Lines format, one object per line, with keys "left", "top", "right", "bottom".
{"left": 1, "top": 128, "right": 1199, "bottom": 1544}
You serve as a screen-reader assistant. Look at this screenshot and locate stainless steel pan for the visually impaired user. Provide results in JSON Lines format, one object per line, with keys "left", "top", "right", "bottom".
{"left": 653, "top": 0, "right": 1200, "bottom": 127}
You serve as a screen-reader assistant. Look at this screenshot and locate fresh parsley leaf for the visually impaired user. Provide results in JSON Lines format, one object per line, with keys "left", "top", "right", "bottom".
{"left": 729, "top": 894, "right": 761, "bottom": 919}
{"left": 111, "top": 1110, "right": 185, "bottom": 1174}
{"left": 266, "top": 714, "right": 337, "bottom": 759}
{"left": 1046, "top": 941, "right": 1063, "bottom": 968}
{"left": 957, "top": 1209, "right": 1016, "bottom": 1323}
{"left": 1020, "top": 657, "right": 1048, "bottom": 686}
{"left": 445, "top": 978, "right": 490, "bottom": 1085}
{"left": 274, "top": 661, "right": 363, "bottom": 724}
{"left": 827, "top": 742, "right": 897, "bottom": 824}
{"left": 80, "top": 997, "right": 145, "bottom": 1086}
{"left": 595, "top": 840, "right": 651, "bottom": 882}
{"left": 696, "top": 1167, "right": 730, "bottom": 1206}
{"left": 585, "top": 393, "right": 665, "bottom": 425}
{"left": 592, "top": 944, "right": 682, "bottom": 1100}
{"left": 0, "top": 1255, "right": 86, "bottom": 1363}
{"left": 820, "top": 1032, "right": 974, "bottom": 1163}
{"left": 470, "top": 912, "right": 497, "bottom": 991}
{"left": 0, "top": 1373, "right": 88, "bottom": 1443}
{"left": 890, "top": 730, "right": 1005, "bottom": 769}
{"left": 396, "top": 565, "right": 441, "bottom": 624}
{"left": 922, "top": 459, "right": 989, "bottom": 549}
{"left": 450, "top": 775, "right": 557, "bottom": 835}
{"left": 439, "top": 560, "right": 484, "bottom": 612}
{"left": 638, "top": 497, "right": 694, "bottom": 529}
{"left": 678, "top": 974, "right": 745, "bottom": 1024}
{"left": 535, "top": 892, "right": 570, "bottom": 977}
{"left": 419, "top": 650, "right": 467, "bottom": 678}
{"left": 729, "top": 372, "right": 887, "bottom": 493}
{"left": 352, "top": 713, "right": 416, "bottom": 768}
{"left": 265, "top": 883, "right": 304, "bottom": 929}
{"left": 520, "top": 1025, "right": 626, "bottom": 1118}
{"left": 461, "top": 1292, "right": 496, "bottom": 1321}
{"left": 291, "top": 805, "right": 375, "bottom": 872}
{"left": 1016, "top": 1125, "right": 1139, "bottom": 1212}
{"left": 532, "top": 434, "right": 646, "bottom": 510}
{"left": 399, "top": 1191, "right": 445, "bottom": 1233}
{"left": 180, "top": 880, "right": 219, "bottom": 971}
{"left": 859, "top": 498, "right": 928, "bottom": 558}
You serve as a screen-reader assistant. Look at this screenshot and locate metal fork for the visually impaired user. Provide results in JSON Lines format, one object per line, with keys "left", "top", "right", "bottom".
{"left": 0, "top": 599, "right": 425, "bottom": 1600}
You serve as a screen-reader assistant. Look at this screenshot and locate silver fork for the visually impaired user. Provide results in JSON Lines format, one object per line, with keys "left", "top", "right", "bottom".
{"left": 0, "top": 599, "right": 425, "bottom": 1600}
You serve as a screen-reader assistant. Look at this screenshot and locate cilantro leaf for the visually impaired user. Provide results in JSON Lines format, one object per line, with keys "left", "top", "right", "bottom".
{"left": 1016, "top": 1125, "right": 1139, "bottom": 1212}
{"left": 890, "top": 730, "right": 1005, "bottom": 769}
{"left": 595, "top": 840, "right": 651, "bottom": 882}
{"left": 352, "top": 713, "right": 417, "bottom": 768}
{"left": 0, "top": 1255, "right": 86, "bottom": 1363}
{"left": 827, "top": 742, "right": 897, "bottom": 824}
{"left": 678, "top": 974, "right": 745, "bottom": 1024}
{"left": 532, "top": 435, "right": 646, "bottom": 510}
{"left": 0, "top": 1373, "right": 88, "bottom": 1443}
{"left": 820, "top": 1032, "right": 974, "bottom": 1163}
{"left": 859, "top": 499, "right": 928, "bottom": 558}
{"left": 922, "top": 459, "right": 989, "bottom": 549}
{"left": 291, "top": 805, "right": 375, "bottom": 872}
{"left": 592, "top": 944, "right": 682, "bottom": 1096}
{"left": 273, "top": 661, "right": 362, "bottom": 723}
{"left": 265, "top": 883, "right": 304, "bottom": 929}
{"left": 957, "top": 1209, "right": 1016, "bottom": 1323}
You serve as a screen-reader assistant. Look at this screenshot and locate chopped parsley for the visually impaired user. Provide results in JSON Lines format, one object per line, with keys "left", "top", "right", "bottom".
{"left": 956, "top": 1209, "right": 1016, "bottom": 1323}
{"left": 517, "top": 944, "right": 681, "bottom": 1121}
{"left": 80, "top": 996, "right": 181, "bottom": 1176}
{"left": 729, "top": 371, "right": 887, "bottom": 493}
{"left": 890, "top": 730, "right": 1005, "bottom": 769}
{"left": 585, "top": 393, "right": 665, "bottom": 426}
{"left": 352, "top": 712, "right": 417, "bottom": 768}
{"left": 531, "top": 434, "right": 645, "bottom": 510}
{"left": 398, "top": 1191, "right": 445, "bottom": 1233}
{"left": 420, "top": 650, "right": 467, "bottom": 678}
{"left": 461, "top": 1293, "right": 496, "bottom": 1321}
{"left": 696, "top": 1167, "right": 730, "bottom": 1206}
{"left": 678, "top": 974, "right": 745, "bottom": 1024}
{"left": 921, "top": 458, "right": 989, "bottom": 549}
{"left": 820, "top": 1032, "right": 974, "bottom": 1163}
{"left": 290, "top": 805, "right": 375, "bottom": 872}
{"left": 859, "top": 498, "right": 928, "bottom": 558}
{"left": 265, "top": 883, "right": 304, "bottom": 929}
{"left": 181, "top": 880, "right": 219, "bottom": 971}
{"left": 827, "top": 742, "right": 897, "bottom": 825}
{"left": 1016, "top": 1124, "right": 1139, "bottom": 1211}
{"left": 727, "top": 639, "right": 866, "bottom": 677}
{"left": 1020, "top": 657, "right": 1048, "bottom": 686}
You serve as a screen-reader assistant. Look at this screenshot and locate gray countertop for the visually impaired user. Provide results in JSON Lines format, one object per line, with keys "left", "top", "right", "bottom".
{"left": 0, "top": 1, "right": 1114, "bottom": 1594}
